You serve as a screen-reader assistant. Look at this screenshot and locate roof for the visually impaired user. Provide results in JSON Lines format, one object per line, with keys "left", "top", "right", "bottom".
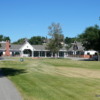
{"left": 10, "top": 44, "right": 22, "bottom": 50}
{"left": 68, "top": 42, "right": 84, "bottom": 51}
{"left": 32, "top": 45, "right": 46, "bottom": 50}
{"left": 32, "top": 44, "right": 66, "bottom": 51}
{"left": 0, "top": 41, "right": 66, "bottom": 51}
{"left": 0, "top": 42, "right": 6, "bottom": 50}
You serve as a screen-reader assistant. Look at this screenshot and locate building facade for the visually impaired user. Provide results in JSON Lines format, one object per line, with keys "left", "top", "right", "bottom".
{"left": 0, "top": 40, "right": 97, "bottom": 58}
{"left": 0, "top": 40, "right": 67, "bottom": 58}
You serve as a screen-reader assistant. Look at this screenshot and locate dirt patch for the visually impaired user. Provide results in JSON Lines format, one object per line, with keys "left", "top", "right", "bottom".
{"left": 56, "top": 67, "right": 100, "bottom": 78}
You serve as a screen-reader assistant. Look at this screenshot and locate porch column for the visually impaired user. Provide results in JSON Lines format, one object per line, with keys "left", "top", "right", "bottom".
{"left": 51, "top": 52, "right": 53, "bottom": 57}
{"left": 58, "top": 52, "right": 59, "bottom": 58}
{"left": 32, "top": 51, "right": 33, "bottom": 57}
{"left": 64, "top": 52, "right": 66, "bottom": 58}
{"left": 33, "top": 51, "right": 34, "bottom": 57}
{"left": 39, "top": 51, "right": 40, "bottom": 57}
{"left": 21, "top": 50, "right": 23, "bottom": 57}
{"left": 45, "top": 51, "right": 47, "bottom": 58}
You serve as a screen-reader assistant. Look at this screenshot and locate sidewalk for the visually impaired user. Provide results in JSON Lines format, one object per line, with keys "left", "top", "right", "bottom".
{"left": 0, "top": 69, "right": 23, "bottom": 100}
{"left": 66, "top": 57, "right": 89, "bottom": 61}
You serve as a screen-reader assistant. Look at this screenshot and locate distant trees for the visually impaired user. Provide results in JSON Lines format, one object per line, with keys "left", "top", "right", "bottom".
{"left": 13, "top": 36, "right": 46, "bottom": 45}
{"left": 46, "top": 23, "right": 64, "bottom": 56}
{"left": 0, "top": 35, "right": 10, "bottom": 42}
{"left": 0, "top": 35, "right": 10, "bottom": 47}
{"left": 78, "top": 25, "right": 100, "bottom": 51}
{"left": 65, "top": 37, "right": 76, "bottom": 44}
{"left": 7, "top": 24, "right": 100, "bottom": 52}
{"left": 29, "top": 36, "right": 46, "bottom": 45}
{"left": 13, "top": 38, "right": 26, "bottom": 44}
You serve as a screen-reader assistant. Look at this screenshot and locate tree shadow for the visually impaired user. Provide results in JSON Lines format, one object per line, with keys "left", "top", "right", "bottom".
{"left": 0, "top": 68, "right": 27, "bottom": 77}
{"left": 79, "top": 58, "right": 97, "bottom": 61}
{"left": 79, "top": 58, "right": 91, "bottom": 61}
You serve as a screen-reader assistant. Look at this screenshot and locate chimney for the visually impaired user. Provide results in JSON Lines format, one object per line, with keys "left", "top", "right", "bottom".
{"left": 5, "top": 40, "right": 10, "bottom": 56}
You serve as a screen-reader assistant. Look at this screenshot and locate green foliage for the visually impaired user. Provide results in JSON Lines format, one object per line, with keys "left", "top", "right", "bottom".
{"left": 46, "top": 23, "right": 64, "bottom": 54}
{"left": 29, "top": 36, "right": 46, "bottom": 45}
{"left": 78, "top": 25, "right": 100, "bottom": 50}
{"left": 0, "top": 35, "right": 3, "bottom": 41}
{"left": 65, "top": 37, "right": 76, "bottom": 44}
{"left": 13, "top": 36, "right": 46, "bottom": 45}
{"left": 13, "top": 38, "right": 26, "bottom": 44}
{"left": 66, "top": 43, "right": 72, "bottom": 50}
{"left": 0, "top": 35, "right": 11, "bottom": 42}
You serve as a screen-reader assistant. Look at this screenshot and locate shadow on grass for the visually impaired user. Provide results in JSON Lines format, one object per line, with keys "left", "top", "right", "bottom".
{"left": 79, "top": 58, "right": 98, "bottom": 61}
{"left": 0, "top": 68, "right": 26, "bottom": 77}
{"left": 79, "top": 59, "right": 92, "bottom": 61}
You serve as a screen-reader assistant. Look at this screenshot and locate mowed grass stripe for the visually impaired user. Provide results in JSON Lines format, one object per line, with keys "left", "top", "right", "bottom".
{"left": 41, "top": 58, "right": 100, "bottom": 69}
{"left": 0, "top": 58, "right": 100, "bottom": 100}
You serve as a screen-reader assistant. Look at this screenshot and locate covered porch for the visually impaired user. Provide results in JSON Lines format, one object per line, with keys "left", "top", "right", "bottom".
{"left": 20, "top": 50, "right": 66, "bottom": 58}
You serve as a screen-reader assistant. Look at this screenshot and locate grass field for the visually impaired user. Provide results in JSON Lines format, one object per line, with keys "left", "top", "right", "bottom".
{"left": 0, "top": 57, "right": 100, "bottom": 100}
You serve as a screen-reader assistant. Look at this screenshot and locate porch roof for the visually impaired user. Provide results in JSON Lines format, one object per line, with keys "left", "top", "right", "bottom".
{"left": 10, "top": 44, "right": 22, "bottom": 50}
{"left": 68, "top": 42, "right": 84, "bottom": 51}
{"left": 0, "top": 41, "right": 66, "bottom": 51}
{"left": 32, "top": 44, "right": 66, "bottom": 51}
{"left": 0, "top": 42, "right": 6, "bottom": 49}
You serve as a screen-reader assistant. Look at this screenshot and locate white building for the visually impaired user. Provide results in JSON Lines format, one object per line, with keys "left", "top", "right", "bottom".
{"left": 0, "top": 40, "right": 67, "bottom": 58}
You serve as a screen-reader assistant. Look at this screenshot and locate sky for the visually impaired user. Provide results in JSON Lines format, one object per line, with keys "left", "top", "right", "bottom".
{"left": 0, "top": 0, "right": 100, "bottom": 42}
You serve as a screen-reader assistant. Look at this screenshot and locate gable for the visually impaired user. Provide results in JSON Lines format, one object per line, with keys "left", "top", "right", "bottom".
{"left": 20, "top": 41, "right": 34, "bottom": 51}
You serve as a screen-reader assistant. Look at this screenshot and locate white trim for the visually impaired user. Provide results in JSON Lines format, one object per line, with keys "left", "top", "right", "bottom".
{"left": 20, "top": 41, "right": 34, "bottom": 51}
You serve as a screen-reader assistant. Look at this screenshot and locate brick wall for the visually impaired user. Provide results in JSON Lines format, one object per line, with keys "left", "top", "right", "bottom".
{"left": 5, "top": 40, "right": 10, "bottom": 56}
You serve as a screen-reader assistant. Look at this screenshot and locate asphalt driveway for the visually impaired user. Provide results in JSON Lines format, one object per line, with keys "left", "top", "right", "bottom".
{"left": 0, "top": 69, "right": 23, "bottom": 100}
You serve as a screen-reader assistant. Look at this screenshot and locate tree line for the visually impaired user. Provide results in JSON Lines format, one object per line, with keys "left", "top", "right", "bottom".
{"left": 0, "top": 23, "right": 100, "bottom": 52}
{"left": 0, "top": 35, "right": 10, "bottom": 42}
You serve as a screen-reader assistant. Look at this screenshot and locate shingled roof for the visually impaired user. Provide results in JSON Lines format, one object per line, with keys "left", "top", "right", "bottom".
{"left": 32, "top": 44, "right": 66, "bottom": 51}
{"left": 0, "top": 42, "right": 6, "bottom": 50}
{"left": 0, "top": 41, "right": 67, "bottom": 51}
{"left": 68, "top": 42, "right": 84, "bottom": 51}
{"left": 32, "top": 45, "right": 46, "bottom": 51}
{"left": 10, "top": 44, "right": 22, "bottom": 51}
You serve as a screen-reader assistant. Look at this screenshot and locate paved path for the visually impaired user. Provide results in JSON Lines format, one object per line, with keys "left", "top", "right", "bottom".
{"left": 66, "top": 57, "right": 89, "bottom": 61}
{"left": 0, "top": 70, "right": 23, "bottom": 100}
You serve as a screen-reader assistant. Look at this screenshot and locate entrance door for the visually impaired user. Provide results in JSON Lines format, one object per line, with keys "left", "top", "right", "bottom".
{"left": 23, "top": 49, "right": 32, "bottom": 57}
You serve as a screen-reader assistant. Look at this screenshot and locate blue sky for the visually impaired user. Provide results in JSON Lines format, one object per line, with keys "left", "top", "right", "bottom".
{"left": 0, "top": 0, "right": 100, "bottom": 42}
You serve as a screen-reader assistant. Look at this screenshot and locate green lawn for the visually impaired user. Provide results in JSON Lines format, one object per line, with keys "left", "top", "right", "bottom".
{"left": 0, "top": 58, "right": 100, "bottom": 100}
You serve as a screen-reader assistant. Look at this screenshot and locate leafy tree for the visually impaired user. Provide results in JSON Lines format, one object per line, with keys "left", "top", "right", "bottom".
{"left": 46, "top": 23, "right": 64, "bottom": 56}
{"left": 78, "top": 25, "right": 100, "bottom": 50}
{"left": 3, "top": 36, "right": 10, "bottom": 41}
{"left": 0, "top": 35, "right": 3, "bottom": 41}
{"left": 64, "top": 37, "right": 77, "bottom": 44}
{"left": 66, "top": 43, "right": 72, "bottom": 50}
{"left": 0, "top": 35, "right": 11, "bottom": 48}
{"left": 13, "top": 38, "right": 26, "bottom": 44}
{"left": 29, "top": 36, "right": 46, "bottom": 45}
{"left": 0, "top": 35, "right": 10, "bottom": 42}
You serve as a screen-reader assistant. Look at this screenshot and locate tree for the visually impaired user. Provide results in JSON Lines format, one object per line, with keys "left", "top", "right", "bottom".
{"left": 65, "top": 37, "right": 76, "bottom": 44}
{"left": 0, "top": 35, "right": 3, "bottom": 41}
{"left": 78, "top": 25, "right": 100, "bottom": 51}
{"left": 29, "top": 36, "right": 46, "bottom": 45}
{"left": 3, "top": 36, "right": 10, "bottom": 41}
{"left": 13, "top": 38, "right": 26, "bottom": 44}
{"left": 46, "top": 23, "right": 64, "bottom": 57}
{"left": 0, "top": 35, "right": 10, "bottom": 42}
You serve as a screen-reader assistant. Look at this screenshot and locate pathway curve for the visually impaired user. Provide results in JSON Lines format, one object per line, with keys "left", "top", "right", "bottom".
{"left": 0, "top": 69, "right": 23, "bottom": 100}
